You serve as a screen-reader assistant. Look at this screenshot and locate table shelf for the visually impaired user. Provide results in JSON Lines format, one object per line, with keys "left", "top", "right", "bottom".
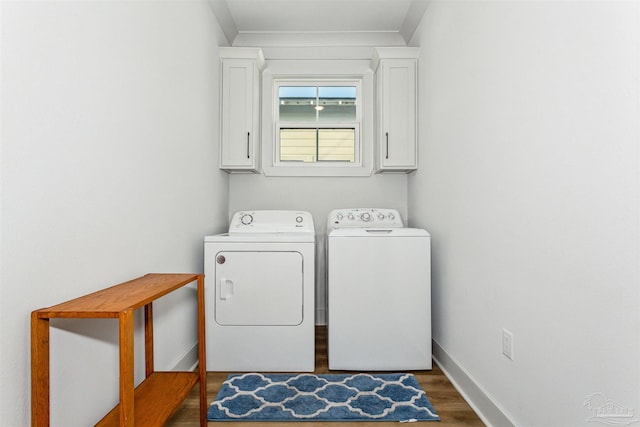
{"left": 95, "top": 372, "right": 199, "bottom": 426}
{"left": 31, "top": 273, "right": 207, "bottom": 426}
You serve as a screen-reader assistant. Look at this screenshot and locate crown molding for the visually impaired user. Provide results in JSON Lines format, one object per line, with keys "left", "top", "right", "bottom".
{"left": 208, "top": 0, "right": 238, "bottom": 45}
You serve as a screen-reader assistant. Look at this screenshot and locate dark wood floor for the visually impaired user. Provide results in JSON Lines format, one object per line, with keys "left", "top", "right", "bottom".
{"left": 167, "top": 327, "right": 485, "bottom": 426}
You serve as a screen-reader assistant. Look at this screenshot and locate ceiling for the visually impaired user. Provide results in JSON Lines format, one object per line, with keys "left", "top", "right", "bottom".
{"left": 208, "top": 0, "right": 430, "bottom": 46}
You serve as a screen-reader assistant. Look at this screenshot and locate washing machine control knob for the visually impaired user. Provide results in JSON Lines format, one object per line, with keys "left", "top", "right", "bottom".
{"left": 361, "top": 212, "right": 371, "bottom": 222}
{"left": 388, "top": 213, "right": 395, "bottom": 220}
{"left": 378, "top": 213, "right": 385, "bottom": 220}
{"left": 347, "top": 213, "right": 355, "bottom": 220}
{"left": 240, "top": 214, "right": 253, "bottom": 225}
{"left": 336, "top": 213, "right": 344, "bottom": 220}
{"left": 296, "top": 216, "right": 303, "bottom": 223}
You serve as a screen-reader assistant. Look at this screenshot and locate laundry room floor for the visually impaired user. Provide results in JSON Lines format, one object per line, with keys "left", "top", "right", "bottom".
{"left": 167, "top": 326, "right": 485, "bottom": 426}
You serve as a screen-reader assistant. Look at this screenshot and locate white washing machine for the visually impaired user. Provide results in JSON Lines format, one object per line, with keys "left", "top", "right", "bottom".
{"left": 327, "top": 208, "right": 432, "bottom": 370}
{"left": 204, "top": 210, "right": 315, "bottom": 372}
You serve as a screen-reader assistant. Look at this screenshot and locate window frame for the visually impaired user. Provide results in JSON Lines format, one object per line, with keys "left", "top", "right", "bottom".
{"left": 275, "top": 79, "right": 361, "bottom": 166}
{"left": 261, "top": 60, "right": 374, "bottom": 177}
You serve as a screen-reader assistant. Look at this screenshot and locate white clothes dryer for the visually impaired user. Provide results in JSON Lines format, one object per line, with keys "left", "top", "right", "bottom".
{"left": 326, "top": 208, "right": 432, "bottom": 370}
{"left": 204, "top": 210, "right": 315, "bottom": 372}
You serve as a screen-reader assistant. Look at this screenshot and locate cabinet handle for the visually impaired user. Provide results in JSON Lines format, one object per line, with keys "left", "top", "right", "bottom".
{"left": 247, "top": 132, "right": 250, "bottom": 159}
{"left": 385, "top": 132, "right": 389, "bottom": 159}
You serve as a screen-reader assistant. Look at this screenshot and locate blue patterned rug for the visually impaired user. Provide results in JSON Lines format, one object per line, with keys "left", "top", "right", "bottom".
{"left": 208, "top": 373, "right": 440, "bottom": 422}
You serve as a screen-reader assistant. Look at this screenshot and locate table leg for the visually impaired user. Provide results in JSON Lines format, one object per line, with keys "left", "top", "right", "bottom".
{"left": 31, "top": 313, "right": 50, "bottom": 427}
{"left": 119, "top": 310, "right": 135, "bottom": 426}
{"left": 197, "top": 275, "right": 207, "bottom": 426}
{"left": 144, "top": 303, "right": 154, "bottom": 377}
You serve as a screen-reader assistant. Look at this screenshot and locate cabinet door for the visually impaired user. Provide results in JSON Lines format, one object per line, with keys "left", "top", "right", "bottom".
{"left": 379, "top": 59, "right": 417, "bottom": 171}
{"left": 220, "top": 59, "right": 259, "bottom": 171}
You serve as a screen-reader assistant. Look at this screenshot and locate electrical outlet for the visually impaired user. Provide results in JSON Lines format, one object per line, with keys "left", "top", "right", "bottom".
{"left": 502, "top": 329, "right": 514, "bottom": 360}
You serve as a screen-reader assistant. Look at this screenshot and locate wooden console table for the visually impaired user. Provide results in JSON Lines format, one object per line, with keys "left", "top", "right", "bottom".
{"left": 31, "top": 273, "right": 207, "bottom": 426}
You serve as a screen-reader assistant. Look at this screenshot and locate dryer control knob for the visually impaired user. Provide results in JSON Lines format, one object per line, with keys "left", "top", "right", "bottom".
{"left": 240, "top": 214, "right": 253, "bottom": 225}
{"left": 296, "top": 216, "right": 303, "bottom": 223}
{"left": 337, "top": 213, "right": 344, "bottom": 220}
{"left": 378, "top": 213, "right": 385, "bottom": 220}
{"left": 361, "top": 212, "right": 371, "bottom": 222}
{"left": 388, "top": 213, "right": 395, "bottom": 220}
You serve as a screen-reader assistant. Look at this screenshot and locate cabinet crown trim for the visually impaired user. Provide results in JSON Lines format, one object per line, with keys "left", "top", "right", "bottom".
{"left": 370, "top": 47, "right": 419, "bottom": 71}
{"left": 220, "top": 47, "right": 265, "bottom": 70}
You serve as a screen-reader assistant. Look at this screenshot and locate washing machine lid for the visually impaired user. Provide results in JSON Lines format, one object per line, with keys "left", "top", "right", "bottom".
{"left": 329, "top": 227, "right": 430, "bottom": 237}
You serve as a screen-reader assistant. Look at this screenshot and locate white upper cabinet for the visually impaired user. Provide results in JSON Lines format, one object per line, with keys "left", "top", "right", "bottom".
{"left": 219, "top": 48, "right": 265, "bottom": 172}
{"left": 371, "top": 47, "right": 419, "bottom": 173}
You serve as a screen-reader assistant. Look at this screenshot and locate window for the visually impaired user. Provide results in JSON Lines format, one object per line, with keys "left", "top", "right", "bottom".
{"left": 276, "top": 82, "right": 360, "bottom": 165}
{"left": 261, "top": 60, "right": 373, "bottom": 177}
{"left": 279, "top": 128, "right": 356, "bottom": 162}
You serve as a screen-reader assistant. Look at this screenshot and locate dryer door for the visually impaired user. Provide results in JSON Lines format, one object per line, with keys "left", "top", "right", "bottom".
{"left": 214, "top": 251, "right": 303, "bottom": 326}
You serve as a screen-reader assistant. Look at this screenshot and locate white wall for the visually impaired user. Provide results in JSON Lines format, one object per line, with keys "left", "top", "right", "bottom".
{"left": 0, "top": 1, "right": 228, "bottom": 425}
{"left": 409, "top": 1, "right": 640, "bottom": 426}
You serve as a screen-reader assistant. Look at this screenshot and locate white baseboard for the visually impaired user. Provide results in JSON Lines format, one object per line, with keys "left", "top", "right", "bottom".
{"left": 432, "top": 339, "right": 516, "bottom": 427}
{"left": 316, "top": 308, "right": 327, "bottom": 325}
{"left": 172, "top": 343, "right": 199, "bottom": 371}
